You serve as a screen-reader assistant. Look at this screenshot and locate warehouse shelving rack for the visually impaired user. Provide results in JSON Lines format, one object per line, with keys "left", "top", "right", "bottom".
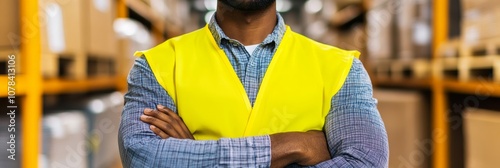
{"left": 0, "top": 0, "right": 128, "bottom": 167}
{"left": 373, "top": 0, "right": 500, "bottom": 167}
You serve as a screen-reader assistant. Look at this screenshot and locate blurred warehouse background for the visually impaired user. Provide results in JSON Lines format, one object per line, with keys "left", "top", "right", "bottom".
{"left": 0, "top": 0, "right": 500, "bottom": 168}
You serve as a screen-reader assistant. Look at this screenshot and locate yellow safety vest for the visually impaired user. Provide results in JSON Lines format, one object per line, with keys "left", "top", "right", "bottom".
{"left": 135, "top": 25, "right": 360, "bottom": 140}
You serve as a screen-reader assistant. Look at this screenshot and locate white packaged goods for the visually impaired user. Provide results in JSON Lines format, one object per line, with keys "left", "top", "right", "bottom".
{"left": 87, "top": 92, "right": 124, "bottom": 168}
{"left": 42, "top": 111, "right": 88, "bottom": 168}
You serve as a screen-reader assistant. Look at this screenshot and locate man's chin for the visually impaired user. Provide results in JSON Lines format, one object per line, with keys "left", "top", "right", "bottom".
{"left": 218, "top": 0, "right": 276, "bottom": 11}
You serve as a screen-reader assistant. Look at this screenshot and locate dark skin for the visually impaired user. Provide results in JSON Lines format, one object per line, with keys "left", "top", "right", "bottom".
{"left": 140, "top": 0, "right": 330, "bottom": 167}
{"left": 215, "top": 0, "right": 277, "bottom": 45}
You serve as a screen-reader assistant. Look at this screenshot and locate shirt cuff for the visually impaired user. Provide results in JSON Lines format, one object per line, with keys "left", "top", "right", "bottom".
{"left": 218, "top": 135, "right": 271, "bottom": 167}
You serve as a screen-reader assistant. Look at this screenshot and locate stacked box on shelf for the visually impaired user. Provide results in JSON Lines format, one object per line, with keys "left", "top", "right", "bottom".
{"left": 463, "top": 108, "right": 500, "bottom": 168}
{"left": 396, "top": 0, "right": 414, "bottom": 59}
{"left": 461, "top": 6, "right": 500, "bottom": 52}
{"left": 433, "top": 1, "right": 500, "bottom": 82}
{"left": 0, "top": 0, "right": 21, "bottom": 74}
{"left": 396, "top": 0, "right": 431, "bottom": 59}
{"left": 374, "top": 89, "right": 430, "bottom": 168}
{"left": 368, "top": 0, "right": 432, "bottom": 82}
{"left": 366, "top": 9, "right": 392, "bottom": 60}
{"left": 86, "top": 0, "right": 118, "bottom": 77}
{"left": 366, "top": 0, "right": 394, "bottom": 60}
{"left": 459, "top": 0, "right": 500, "bottom": 82}
{"left": 40, "top": 0, "right": 120, "bottom": 79}
{"left": 461, "top": 0, "right": 500, "bottom": 43}
{"left": 0, "top": 0, "right": 19, "bottom": 49}
{"left": 39, "top": 0, "right": 86, "bottom": 79}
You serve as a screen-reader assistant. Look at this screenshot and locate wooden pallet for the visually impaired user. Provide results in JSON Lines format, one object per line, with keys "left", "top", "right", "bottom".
{"left": 435, "top": 55, "right": 500, "bottom": 82}
{"left": 435, "top": 57, "right": 459, "bottom": 80}
{"left": 460, "top": 38, "right": 500, "bottom": 57}
{"left": 87, "top": 56, "right": 117, "bottom": 77}
{"left": 459, "top": 56, "right": 500, "bottom": 82}
{"left": 374, "top": 59, "right": 431, "bottom": 81}
{"left": 42, "top": 53, "right": 117, "bottom": 79}
{"left": 42, "top": 52, "right": 87, "bottom": 79}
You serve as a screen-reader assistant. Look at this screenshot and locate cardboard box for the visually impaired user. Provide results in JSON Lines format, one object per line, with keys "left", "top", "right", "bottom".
{"left": 39, "top": 0, "right": 87, "bottom": 79}
{"left": 39, "top": 0, "right": 85, "bottom": 54}
{"left": 366, "top": 7, "right": 393, "bottom": 59}
{"left": 374, "top": 89, "right": 429, "bottom": 168}
{"left": 397, "top": 0, "right": 431, "bottom": 59}
{"left": 461, "top": 0, "right": 499, "bottom": 12}
{"left": 462, "top": 7, "right": 500, "bottom": 45}
{"left": 86, "top": 0, "right": 118, "bottom": 58}
{"left": 463, "top": 108, "right": 500, "bottom": 168}
{"left": 0, "top": 1, "right": 20, "bottom": 49}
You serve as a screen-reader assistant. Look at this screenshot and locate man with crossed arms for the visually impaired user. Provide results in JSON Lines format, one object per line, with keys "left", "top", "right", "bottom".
{"left": 119, "top": 0, "right": 388, "bottom": 167}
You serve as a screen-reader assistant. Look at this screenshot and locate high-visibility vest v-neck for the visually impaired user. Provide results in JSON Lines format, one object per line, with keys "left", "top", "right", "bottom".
{"left": 135, "top": 25, "right": 360, "bottom": 140}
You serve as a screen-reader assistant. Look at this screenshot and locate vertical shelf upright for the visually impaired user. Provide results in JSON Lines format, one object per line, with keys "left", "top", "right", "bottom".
{"left": 432, "top": 0, "right": 449, "bottom": 167}
{"left": 116, "top": 0, "right": 128, "bottom": 93}
{"left": 20, "top": 0, "right": 42, "bottom": 167}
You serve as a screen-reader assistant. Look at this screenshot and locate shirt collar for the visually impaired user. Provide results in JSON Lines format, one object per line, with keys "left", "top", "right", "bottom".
{"left": 208, "top": 12, "right": 286, "bottom": 48}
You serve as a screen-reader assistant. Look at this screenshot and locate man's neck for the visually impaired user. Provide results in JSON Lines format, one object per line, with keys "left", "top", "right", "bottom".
{"left": 215, "top": 2, "right": 277, "bottom": 46}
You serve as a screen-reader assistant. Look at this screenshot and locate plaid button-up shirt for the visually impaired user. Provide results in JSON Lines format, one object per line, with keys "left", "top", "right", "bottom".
{"left": 118, "top": 13, "right": 388, "bottom": 168}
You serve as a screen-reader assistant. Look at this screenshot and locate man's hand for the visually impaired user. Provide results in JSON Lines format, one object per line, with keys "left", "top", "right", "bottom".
{"left": 270, "top": 131, "right": 330, "bottom": 167}
{"left": 140, "top": 105, "right": 194, "bottom": 139}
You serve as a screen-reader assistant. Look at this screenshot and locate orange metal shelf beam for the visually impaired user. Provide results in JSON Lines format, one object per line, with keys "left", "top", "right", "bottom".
{"left": 444, "top": 80, "right": 500, "bottom": 97}
{"left": 43, "top": 77, "right": 118, "bottom": 94}
{"left": 374, "top": 78, "right": 432, "bottom": 89}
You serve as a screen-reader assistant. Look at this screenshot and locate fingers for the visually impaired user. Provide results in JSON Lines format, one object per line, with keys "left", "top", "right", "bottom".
{"left": 150, "top": 125, "right": 169, "bottom": 139}
{"left": 141, "top": 108, "right": 182, "bottom": 138}
{"left": 140, "top": 105, "right": 194, "bottom": 140}
{"left": 156, "top": 105, "right": 194, "bottom": 139}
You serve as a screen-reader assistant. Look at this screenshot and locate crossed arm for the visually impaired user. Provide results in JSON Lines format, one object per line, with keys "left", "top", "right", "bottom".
{"left": 118, "top": 57, "right": 389, "bottom": 167}
{"left": 140, "top": 104, "right": 330, "bottom": 167}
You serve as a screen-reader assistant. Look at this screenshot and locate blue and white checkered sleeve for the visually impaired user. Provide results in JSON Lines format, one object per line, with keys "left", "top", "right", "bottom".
{"left": 314, "top": 58, "right": 389, "bottom": 168}
{"left": 118, "top": 56, "right": 271, "bottom": 168}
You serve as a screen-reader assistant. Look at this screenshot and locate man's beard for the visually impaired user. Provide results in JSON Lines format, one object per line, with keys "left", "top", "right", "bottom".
{"left": 218, "top": 0, "right": 276, "bottom": 11}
